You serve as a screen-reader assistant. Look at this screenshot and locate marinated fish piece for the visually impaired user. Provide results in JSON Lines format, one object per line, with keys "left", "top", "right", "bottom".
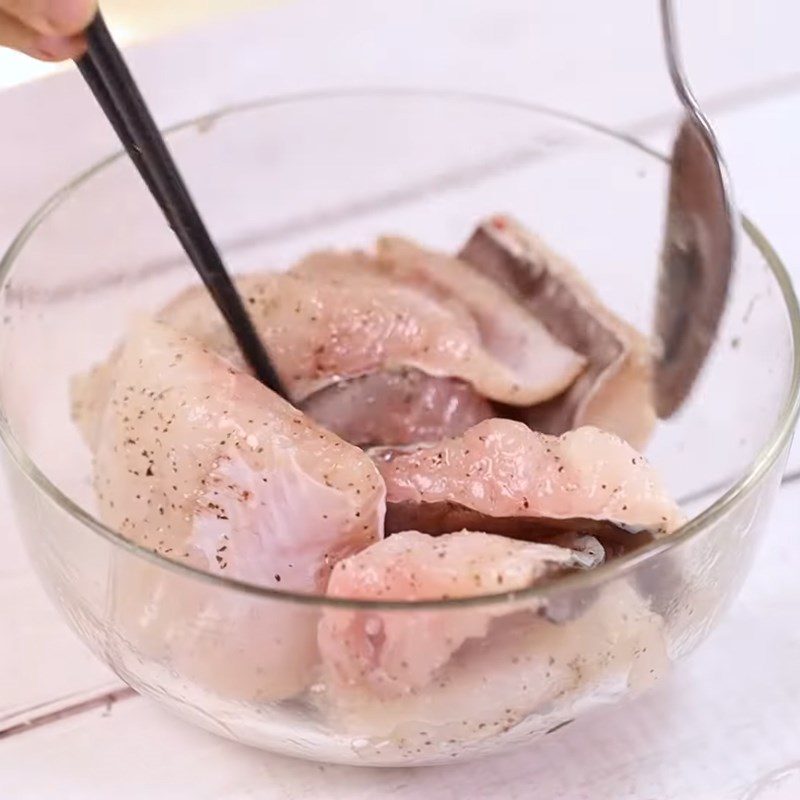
{"left": 158, "top": 270, "right": 580, "bottom": 408}
{"left": 318, "top": 581, "right": 667, "bottom": 755}
{"left": 292, "top": 242, "right": 582, "bottom": 447}
{"left": 460, "top": 215, "right": 656, "bottom": 449}
{"left": 318, "top": 529, "right": 602, "bottom": 699}
{"left": 296, "top": 241, "right": 587, "bottom": 399}
{"left": 80, "top": 317, "right": 385, "bottom": 582}
{"left": 376, "top": 419, "right": 683, "bottom": 548}
{"left": 300, "top": 368, "right": 494, "bottom": 447}
{"left": 77, "top": 318, "right": 386, "bottom": 701}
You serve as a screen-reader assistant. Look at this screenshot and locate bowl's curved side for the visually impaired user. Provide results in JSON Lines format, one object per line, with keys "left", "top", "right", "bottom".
{"left": 0, "top": 89, "right": 797, "bottom": 764}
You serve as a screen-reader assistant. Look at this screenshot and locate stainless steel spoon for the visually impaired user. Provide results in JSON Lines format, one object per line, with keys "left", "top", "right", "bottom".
{"left": 655, "top": 0, "right": 736, "bottom": 418}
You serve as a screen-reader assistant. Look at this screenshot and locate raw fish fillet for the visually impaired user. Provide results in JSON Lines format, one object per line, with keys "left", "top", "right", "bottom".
{"left": 375, "top": 419, "right": 683, "bottom": 547}
{"left": 296, "top": 240, "right": 586, "bottom": 401}
{"left": 158, "top": 269, "right": 580, "bottom": 408}
{"left": 290, "top": 242, "right": 584, "bottom": 446}
{"left": 318, "top": 529, "right": 601, "bottom": 699}
{"left": 318, "top": 581, "right": 667, "bottom": 756}
{"left": 460, "top": 215, "right": 656, "bottom": 448}
{"left": 74, "top": 318, "right": 385, "bottom": 701}
{"left": 80, "top": 317, "right": 385, "bottom": 584}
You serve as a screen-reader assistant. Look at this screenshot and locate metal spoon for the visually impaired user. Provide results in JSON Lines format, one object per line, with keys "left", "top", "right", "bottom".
{"left": 654, "top": 0, "right": 736, "bottom": 418}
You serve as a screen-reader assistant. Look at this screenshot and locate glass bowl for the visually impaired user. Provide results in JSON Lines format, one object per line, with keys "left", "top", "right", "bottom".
{"left": 0, "top": 90, "right": 797, "bottom": 767}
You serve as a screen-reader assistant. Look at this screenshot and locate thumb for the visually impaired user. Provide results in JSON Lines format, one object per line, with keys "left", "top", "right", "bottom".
{"left": 0, "top": 7, "right": 88, "bottom": 61}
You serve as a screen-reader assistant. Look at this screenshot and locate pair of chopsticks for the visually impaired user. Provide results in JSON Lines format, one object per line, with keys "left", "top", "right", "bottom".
{"left": 75, "top": 12, "right": 287, "bottom": 399}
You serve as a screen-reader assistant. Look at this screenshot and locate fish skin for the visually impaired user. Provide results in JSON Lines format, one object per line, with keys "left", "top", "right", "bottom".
{"left": 460, "top": 215, "right": 656, "bottom": 450}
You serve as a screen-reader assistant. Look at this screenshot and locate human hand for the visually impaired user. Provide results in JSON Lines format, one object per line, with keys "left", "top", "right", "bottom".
{"left": 0, "top": 0, "right": 96, "bottom": 61}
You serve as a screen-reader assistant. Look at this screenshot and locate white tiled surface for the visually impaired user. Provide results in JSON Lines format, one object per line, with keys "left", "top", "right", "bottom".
{"left": 0, "top": 1, "right": 798, "bottom": 798}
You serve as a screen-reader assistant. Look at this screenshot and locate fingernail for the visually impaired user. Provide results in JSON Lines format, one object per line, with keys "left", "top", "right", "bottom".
{"left": 34, "top": 34, "right": 81, "bottom": 61}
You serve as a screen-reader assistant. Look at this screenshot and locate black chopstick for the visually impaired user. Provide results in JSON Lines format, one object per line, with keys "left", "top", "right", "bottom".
{"left": 75, "top": 12, "right": 288, "bottom": 399}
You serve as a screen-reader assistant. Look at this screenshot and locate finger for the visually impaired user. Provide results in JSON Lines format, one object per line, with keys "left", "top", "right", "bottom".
{"left": 0, "top": 0, "right": 96, "bottom": 37}
{"left": 0, "top": 8, "right": 85, "bottom": 60}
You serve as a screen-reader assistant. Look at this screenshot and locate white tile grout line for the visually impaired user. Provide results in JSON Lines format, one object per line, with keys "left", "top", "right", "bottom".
{"left": 0, "top": 687, "right": 134, "bottom": 740}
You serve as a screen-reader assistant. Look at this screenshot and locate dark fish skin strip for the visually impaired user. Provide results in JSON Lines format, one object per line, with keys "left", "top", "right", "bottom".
{"left": 459, "top": 216, "right": 655, "bottom": 449}
{"left": 460, "top": 221, "right": 625, "bottom": 437}
{"left": 384, "top": 499, "right": 655, "bottom": 553}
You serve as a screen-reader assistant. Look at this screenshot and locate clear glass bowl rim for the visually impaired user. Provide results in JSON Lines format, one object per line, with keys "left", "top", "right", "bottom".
{"left": 0, "top": 87, "right": 798, "bottom": 611}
